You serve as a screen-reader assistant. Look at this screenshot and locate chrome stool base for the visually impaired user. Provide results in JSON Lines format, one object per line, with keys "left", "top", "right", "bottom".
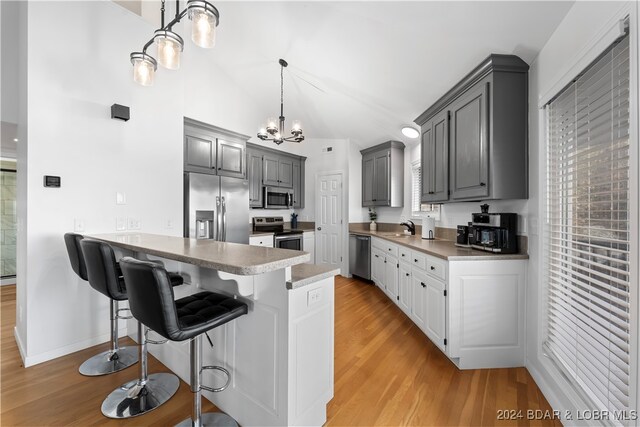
{"left": 176, "top": 413, "right": 239, "bottom": 427}
{"left": 79, "top": 346, "right": 138, "bottom": 376}
{"left": 101, "top": 372, "right": 179, "bottom": 419}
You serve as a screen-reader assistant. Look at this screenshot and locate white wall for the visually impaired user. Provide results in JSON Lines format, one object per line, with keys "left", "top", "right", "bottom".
{"left": 15, "top": 1, "right": 269, "bottom": 366}
{"left": 524, "top": 0, "right": 635, "bottom": 415}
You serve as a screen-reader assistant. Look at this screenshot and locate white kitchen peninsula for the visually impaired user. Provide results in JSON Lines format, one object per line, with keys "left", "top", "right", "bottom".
{"left": 87, "top": 233, "right": 337, "bottom": 427}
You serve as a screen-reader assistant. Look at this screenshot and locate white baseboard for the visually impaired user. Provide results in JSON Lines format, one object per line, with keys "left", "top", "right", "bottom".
{"left": 13, "top": 326, "right": 27, "bottom": 364}
{"left": 18, "top": 327, "right": 128, "bottom": 368}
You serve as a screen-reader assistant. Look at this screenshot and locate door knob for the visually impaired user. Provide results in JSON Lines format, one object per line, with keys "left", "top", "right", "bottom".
{"left": 317, "top": 227, "right": 322, "bottom": 231}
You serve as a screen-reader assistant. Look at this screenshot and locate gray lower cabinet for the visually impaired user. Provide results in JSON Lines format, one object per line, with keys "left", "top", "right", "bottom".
{"left": 247, "top": 148, "right": 263, "bottom": 208}
{"left": 361, "top": 141, "right": 405, "bottom": 207}
{"left": 421, "top": 110, "right": 449, "bottom": 203}
{"left": 184, "top": 118, "right": 249, "bottom": 179}
{"left": 415, "top": 54, "right": 529, "bottom": 203}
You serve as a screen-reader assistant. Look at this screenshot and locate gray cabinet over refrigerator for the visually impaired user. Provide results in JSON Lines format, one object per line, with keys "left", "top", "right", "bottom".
{"left": 361, "top": 141, "right": 404, "bottom": 207}
{"left": 184, "top": 117, "right": 247, "bottom": 179}
{"left": 415, "top": 54, "right": 529, "bottom": 203}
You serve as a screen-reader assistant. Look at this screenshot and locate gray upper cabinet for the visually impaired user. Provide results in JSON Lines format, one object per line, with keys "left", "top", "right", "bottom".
{"left": 247, "top": 142, "right": 306, "bottom": 209}
{"left": 361, "top": 141, "right": 405, "bottom": 207}
{"left": 449, "top": 80, "right": 489, "bottom": 200}
{"left": 292, "top": 159, "right": 305, "bottom": 208}
{"left": 247, "top": 148, "right": 263, "bottom": 208}
{"left": 216, "top": 139, "right": 245, "bottom": 179}
{"left": 185, "top": 133, "right": 215, "bottom": 174}
{"left": 278, "top": 159, "right": 293, "bottom": 188}
{"left": 184, "top": 118, "right": 248, "bottom": 179}
{"left": 362, "top": 153, "right": 375, "bottom": 205}
{"left": 263, "top": 154, "right": 280, "bottom": 186}
{"left": 415, "top": 54, "right": 529, "bottom": 203}
{"left": 262, "top": 154, "right": 293, "bottom": 188}
{"left": 421, "top": 110, "right": 449, "bottom": 203}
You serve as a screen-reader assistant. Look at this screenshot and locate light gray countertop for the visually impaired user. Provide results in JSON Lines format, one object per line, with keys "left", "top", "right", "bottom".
{"left": 86, "top": 233, "right": 310, "bottom": 276}
{"left": 287, "top": 264, "right": 340, "bottom": 289}
{"left": 349, "top": 230, "right": 529, "bottom": 261}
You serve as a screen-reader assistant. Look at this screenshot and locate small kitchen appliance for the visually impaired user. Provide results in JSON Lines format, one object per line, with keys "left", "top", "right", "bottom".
{"left": 422, "top": 217, "right": 436, "bottom": 240}
{"left": 455, "top": 224, "right": 471, "bottom": 248}
{"left": 263, "top": 186, "right": 294, "bottom": 209}
{"left": 469, "top": 212, "right": 518, "bottom": 254}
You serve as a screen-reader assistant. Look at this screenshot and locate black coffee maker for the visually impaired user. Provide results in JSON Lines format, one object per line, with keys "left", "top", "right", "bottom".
{"left": 468, "top": 211, "right": 518, "bottom": 254}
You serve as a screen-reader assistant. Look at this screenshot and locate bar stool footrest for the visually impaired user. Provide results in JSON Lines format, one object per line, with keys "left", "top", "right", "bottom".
{"left": 201, "top": 365, "right": 231, "bottom": 393}
{"left": 176, "top": 412, "right": 239, "bottom": 427}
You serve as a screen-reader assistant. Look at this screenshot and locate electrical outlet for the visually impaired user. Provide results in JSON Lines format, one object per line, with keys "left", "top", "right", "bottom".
{"left": 166, "top": 219, "right": 173, "bottom": 229}
{"left": 307, "top": 288, "right": 322, "bottom": 307}
{"left": 74, "top": 218, "right": 85, "bottom": 232}
{"left": 127, "top": 217, "right": 141, "bottom": 230}
{"left": 116, "top": 192, "right": 127, "bottom": 205}
{"left": 116, "top": 217, "right": 126, "bottom": 231}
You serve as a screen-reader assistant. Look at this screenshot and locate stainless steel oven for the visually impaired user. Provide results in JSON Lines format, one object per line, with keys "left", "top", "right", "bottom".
{"left": 274, "top": 232, "right": 303, "bottom": 251}
{"left": 263, "top": 187, "right": 294, "bottom": 209}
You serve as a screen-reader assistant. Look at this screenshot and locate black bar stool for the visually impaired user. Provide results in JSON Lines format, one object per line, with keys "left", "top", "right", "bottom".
{"left": 120, "top": 257, "right": 248, "bottom": 427}
{"left": 80, "top": 239, "right": 182, "bottom": 419}
{"left": 64, "top": 233, "right": 138, "bottom": 376}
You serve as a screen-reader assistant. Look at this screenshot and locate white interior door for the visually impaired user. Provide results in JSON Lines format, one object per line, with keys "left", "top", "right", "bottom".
{"left": 315, "top": 173, "right": 343, "bottom": 271}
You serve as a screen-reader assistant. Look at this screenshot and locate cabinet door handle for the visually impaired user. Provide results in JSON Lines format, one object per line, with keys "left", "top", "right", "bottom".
{"left": 405, "top": 273, "right": 410, "bottom": 277}
{"left": 420, "top": 282, "right": 426, "bottom": 288}
{"left": 414, "top": 259, "right": 418, "bottom": 262}
{"left": 401, "top": 254, "right": 405, "bottom": 257}
{"left": 384, "top": 260, "right": 387, "bottom": 264}
{"left": 480, "top": 182, "right": 486, "bottom": 186}
{"left": 374, "top": 254, "right": 379, "bottom": 258}
{"left": 430, "top": 266, "right": 435, "bottom": 271}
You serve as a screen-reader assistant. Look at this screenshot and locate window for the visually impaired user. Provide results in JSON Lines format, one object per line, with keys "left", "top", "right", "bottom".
{"left": 411, "top": 161, "right": 440, "bottom": 219}
{"left": 544, "top": 29, "right": 631, "bottom": 415}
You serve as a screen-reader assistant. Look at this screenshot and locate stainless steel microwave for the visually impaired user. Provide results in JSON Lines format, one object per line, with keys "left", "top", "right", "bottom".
{"left": 263, "top": 187, "right": 294, "bottom": 209}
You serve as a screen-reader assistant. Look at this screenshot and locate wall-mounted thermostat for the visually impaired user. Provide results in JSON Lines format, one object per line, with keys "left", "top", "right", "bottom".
{"left": 43, "top": 175, "right": 61, "bottom": 187}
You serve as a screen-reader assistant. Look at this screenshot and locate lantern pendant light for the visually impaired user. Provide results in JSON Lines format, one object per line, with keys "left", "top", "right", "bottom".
{"left": 130, "top": 0, "right": 219, "bottom": 86}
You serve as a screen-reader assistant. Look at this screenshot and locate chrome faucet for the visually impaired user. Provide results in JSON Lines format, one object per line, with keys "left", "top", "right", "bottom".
{"left": 400, "top": 220, "right": 416, "bottom": 235}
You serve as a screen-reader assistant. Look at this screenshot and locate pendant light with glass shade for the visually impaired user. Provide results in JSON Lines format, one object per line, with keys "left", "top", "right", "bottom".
{"left": 130, "top": 0, "right": 219, "bottom": 86}
{"left": 257, "top": 59, "right": 304, "bottom": 145}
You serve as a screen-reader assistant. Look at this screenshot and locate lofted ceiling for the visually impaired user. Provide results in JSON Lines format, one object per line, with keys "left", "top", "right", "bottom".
{"left": 131, "top": 1, "right": 575, "bottom": 148}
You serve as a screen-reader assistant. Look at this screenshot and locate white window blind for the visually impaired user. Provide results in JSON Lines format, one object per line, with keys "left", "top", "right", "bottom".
{"left": 412, "top": 161, "right": 422, "bottom": 213}
{"left": 544, "top": 29, "right": 631, "bottom": 416}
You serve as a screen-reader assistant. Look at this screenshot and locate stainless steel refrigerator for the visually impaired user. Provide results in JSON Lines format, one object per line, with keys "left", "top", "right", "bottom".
{"left": 184, "top": 172, "right": 249, "bottom": 244}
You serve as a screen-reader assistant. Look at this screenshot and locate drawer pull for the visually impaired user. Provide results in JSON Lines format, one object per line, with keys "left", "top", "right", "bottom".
{"left": 430, "top": 266, "right": 435, "bottom": 271}
{"left": 405, "top": 273, "right": 410, "bottom": 277}
{"left": 420, "top": 282, "right": 426, "bottom": 288}
{"left": 401, "top": 254, "right": 405, "bottom": 257}
{"left": 414, "top": 259, "right": 418, "bottom": 262}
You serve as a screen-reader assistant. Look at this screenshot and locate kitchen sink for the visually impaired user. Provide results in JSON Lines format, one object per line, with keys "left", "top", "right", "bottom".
{"left": 379, "top": 232, "right": 413, "bottom": 238}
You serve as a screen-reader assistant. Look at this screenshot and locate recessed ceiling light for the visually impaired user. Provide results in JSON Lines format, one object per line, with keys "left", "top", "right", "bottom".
{"left": 13, "top": 138, "right": 18, "bottom": 142}
{"left": 401, "top": 126, "right": 419, "bottom": 139}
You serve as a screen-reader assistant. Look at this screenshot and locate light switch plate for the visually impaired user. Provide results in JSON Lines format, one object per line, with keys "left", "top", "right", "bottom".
{"left": 116, "top": 192, "right": 127, "bottom": 205}
{"left": 116, "top": 217, "right": 126, "bottom": 231}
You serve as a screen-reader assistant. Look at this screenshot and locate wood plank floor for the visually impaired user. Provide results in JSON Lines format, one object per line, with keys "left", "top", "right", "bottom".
{"left": 1, "top": 277, "right": 560, "bottom": 426}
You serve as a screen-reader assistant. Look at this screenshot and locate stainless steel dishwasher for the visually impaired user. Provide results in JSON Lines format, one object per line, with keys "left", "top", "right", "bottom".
{"left": 349, "top": 234, "right": 371, "bottom": 280}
